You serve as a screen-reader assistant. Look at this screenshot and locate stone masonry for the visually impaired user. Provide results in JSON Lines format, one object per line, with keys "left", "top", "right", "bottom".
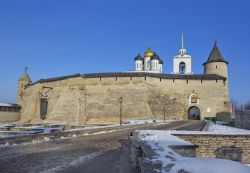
{"left": 17, "top": 73, "right": 232, "bottom": 125}
{"left": 175, "top": 134, "right": 250, "bottom": 164}
{"left": 14, "top": 41, "right": 232, "bottom": 125}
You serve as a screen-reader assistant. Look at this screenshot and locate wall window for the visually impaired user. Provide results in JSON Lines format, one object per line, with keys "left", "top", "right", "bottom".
{"left": 40, "top": 98, "right": 48, "bottom": 120}
{"left": 179, "top": 62, "right": 186, "bottom": 74}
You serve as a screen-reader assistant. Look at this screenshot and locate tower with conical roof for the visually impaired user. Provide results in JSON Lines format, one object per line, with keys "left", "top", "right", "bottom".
{"left": 17, "top": 67, "right": 32, "bottom": 105}
{"left": 203, "top": 41, "right": 228, "bottom": 78}
{"left": 173, "top": 33, "right": 192, "bottom": 74}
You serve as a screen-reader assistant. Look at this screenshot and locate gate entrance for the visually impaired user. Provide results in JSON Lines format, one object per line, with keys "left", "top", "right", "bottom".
{"left": 188, "top": 106, "right": 200, "bottom": 120}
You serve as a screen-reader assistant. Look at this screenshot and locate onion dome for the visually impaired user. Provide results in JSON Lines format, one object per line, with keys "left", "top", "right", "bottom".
{"left": 151, "top": 53, "right": 160, "bottom": 60}
{"left": 159, "top": 59, "right": 163, "bottom": 64}
{"left": 19, "top": 67, "right": 31, "bottom": 81}
{"left": 144, "top": 47, "right": 154, "bottom": 57}
{"left": 203, "top": 41, "right": 228, "bottom": 65}
{"left": 134, "top": 54, "right": 143, "bottom": 61}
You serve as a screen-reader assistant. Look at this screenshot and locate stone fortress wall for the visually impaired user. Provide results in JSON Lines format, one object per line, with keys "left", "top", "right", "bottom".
{"left": 0, "top": 104, "right": 21, "bottom": 123}
{"left": 18, "top": 73, "right": 231, "bottom": 125}
{"left": 16, "top": 41, "right": 232, "bottom": 125}
{"left": 0, "top": 112, "right": 20, "bottom": 123}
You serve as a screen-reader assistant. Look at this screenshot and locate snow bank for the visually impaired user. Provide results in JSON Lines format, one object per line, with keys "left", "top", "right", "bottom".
{"left": 208, "top": 122, "right": 250, "bottom": 134}
{"left": 138, "top": 130, "right": 250, "bottom": 173}
{"left": 168, "top": 122, "right": 250, "bottom": 136}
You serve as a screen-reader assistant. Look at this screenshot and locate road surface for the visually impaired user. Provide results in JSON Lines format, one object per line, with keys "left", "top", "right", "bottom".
{"left": 0, "top": 120, "right": 204, "bottom": 173}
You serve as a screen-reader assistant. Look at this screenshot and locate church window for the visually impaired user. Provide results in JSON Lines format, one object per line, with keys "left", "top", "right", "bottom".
{"left": 179, "top": 62, "right": 186, "bottom": 74}
{"left": 216, "top": 65, "right": 218, "bottom": 69}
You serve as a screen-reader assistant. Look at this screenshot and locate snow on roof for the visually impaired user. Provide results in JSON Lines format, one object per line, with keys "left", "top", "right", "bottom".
{"left": 0, "top": 103, "right": 14, "bottom": 107}
{"left": 137, "top": 130, "right": 250, "bottom": 173}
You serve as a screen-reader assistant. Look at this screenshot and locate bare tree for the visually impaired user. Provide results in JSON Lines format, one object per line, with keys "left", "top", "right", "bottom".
{"left": 244, "top": 101, "right": 250, "bottom": 110}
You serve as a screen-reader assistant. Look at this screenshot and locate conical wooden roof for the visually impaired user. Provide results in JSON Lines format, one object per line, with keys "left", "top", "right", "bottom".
{"left": 204, "top": 41, "right": 228, "bottom": 65}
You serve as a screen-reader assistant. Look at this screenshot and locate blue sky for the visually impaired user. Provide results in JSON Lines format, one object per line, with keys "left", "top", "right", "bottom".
{"left": 0, "top": 0, "right": 249, "bottom": 104}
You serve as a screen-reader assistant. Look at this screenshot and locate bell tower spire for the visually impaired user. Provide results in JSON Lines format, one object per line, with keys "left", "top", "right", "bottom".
{"left": 182, "top": 32, "right": 184, "bottom": 49}
{"left": 173, "top": 33, "right": 192, "bottom": 74}
{"left": 179, "top": 32, "right": 187, "bottom": 55}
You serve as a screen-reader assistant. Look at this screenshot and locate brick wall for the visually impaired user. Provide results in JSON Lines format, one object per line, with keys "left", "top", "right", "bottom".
{"left": 175, "top": 134, "right": 250, "bottom": 164}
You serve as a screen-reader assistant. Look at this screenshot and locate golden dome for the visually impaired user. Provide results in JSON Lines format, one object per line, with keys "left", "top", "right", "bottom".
{"left": 144, "top": 47, "right": 154, "bottom": 57}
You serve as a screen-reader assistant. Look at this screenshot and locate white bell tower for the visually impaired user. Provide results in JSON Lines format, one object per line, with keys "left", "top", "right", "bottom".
{"left": 173, "top": 33, "right": 192, "bottom": 74}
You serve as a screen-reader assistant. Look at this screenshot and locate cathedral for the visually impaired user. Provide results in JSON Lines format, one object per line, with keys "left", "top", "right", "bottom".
{"left": 134, "top": 34, "right": 192, "bottom": 74}
{"left": 16, "top": 35, "right": 232, "bottom": 125}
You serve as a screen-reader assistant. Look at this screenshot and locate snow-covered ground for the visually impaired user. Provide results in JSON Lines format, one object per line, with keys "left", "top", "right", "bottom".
{"left": 208, "top": 121, "right": 250, "bottom": 134}
{"left": 168, "top": 122, "right": 250, "bottom": 135}
{"left": 123, "top": 119, "right": 175, "bottom": 125}
{"left": 138, "top": 130, "right": 250, "bottom": 173}
{"left": 0, "top": 120, "right": 173, "bottom": 139}
{"left": 65, "top": 119, "right": 173, "bottom": 131}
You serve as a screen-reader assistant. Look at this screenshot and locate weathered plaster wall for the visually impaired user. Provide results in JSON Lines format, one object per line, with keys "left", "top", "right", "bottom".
{"left": 18, "top": 76, "right": 231, "bottom": 125}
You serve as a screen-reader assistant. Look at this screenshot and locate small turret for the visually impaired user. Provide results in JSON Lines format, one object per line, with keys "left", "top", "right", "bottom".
{"left": 151, "top": 53, "right": 160, "bottom": 71}
{"left": 17, "top": 67, "right": 32, "bottom": 105}
{"left": 203, "top": 41, "right": 228, "bottom": 78}
{"left": 134, "top": 54, "right": 143, "bottom": 71}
